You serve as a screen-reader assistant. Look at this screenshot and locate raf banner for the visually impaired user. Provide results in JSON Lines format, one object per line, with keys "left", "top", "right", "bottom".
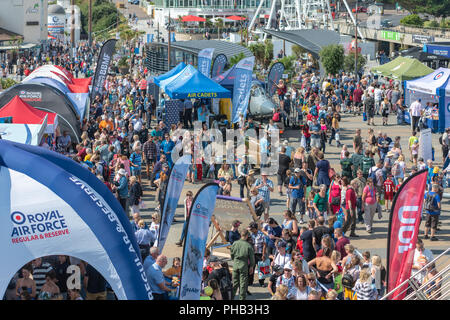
{"left": 179, "top": 183, "right": 219, "bottom": 300}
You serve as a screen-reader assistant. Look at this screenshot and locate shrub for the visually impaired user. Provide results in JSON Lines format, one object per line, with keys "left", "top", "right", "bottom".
{"left": 400, "top": 14, "right": 424, "bottom": 27}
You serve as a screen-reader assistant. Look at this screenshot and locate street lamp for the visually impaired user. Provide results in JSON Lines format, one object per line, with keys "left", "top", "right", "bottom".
{"left": 166, "top": 12, "right": 174, "bottom": 71}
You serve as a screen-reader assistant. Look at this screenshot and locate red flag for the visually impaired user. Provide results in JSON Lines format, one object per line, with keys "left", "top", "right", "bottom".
{"left": 386, "top": 169, "right": 428, "bottom": 300}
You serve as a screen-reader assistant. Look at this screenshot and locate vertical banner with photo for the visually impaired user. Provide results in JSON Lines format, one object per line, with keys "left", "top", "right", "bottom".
{"left": 267, "top": 62, "right": 285, "bottom": 98}
{"left": 155, "top": 154, "right": 191, "bottom": 252}
{"left": 211, "top": 54, "right": 228, "bottom": 78}
{"left": 231, "top": 56, "right": 255, "bottom": 124}
{"left": 386, "top": 169, "right": 428, "bottom": 300}
{"left": 179, "top": 183, "right": 219, "bottom": 300}
{"left": 197, "top": 48, "right": 215, "bottom": 78}
{"left": 91, "top": 39, "right": 117, "bottom": 100}
{"left": 418, "top": 128, "right": 433, "bottom": 162}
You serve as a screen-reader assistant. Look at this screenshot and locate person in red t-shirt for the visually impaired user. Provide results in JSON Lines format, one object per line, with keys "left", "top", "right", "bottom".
{"left": 343, "top": 177, "right": 358, "bottom": 237}
{"left": 383, "top": 174, "right": 395, "bottom": 212}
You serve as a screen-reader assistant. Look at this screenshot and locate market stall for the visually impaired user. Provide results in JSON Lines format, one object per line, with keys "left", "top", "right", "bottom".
{"left": 405, "top": 67, "right": 450, "bottom": 133}
{"left": 371, "top": 56, "right": 433, "bottom": 81}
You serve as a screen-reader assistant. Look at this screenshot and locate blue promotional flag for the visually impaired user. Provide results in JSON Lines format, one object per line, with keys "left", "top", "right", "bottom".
{"left": 147, "top": 34, "right": 154, "bottom": 43}
{"left": 0, "top": 140, "right": 152, "bottom": 300}
{"left": 170, "top": 32, "right": 176, "bottom": 43}
{"left": 179, "top": 183, "right": 219, "bottom": 300}
{"left": 232, "top": 56, "right": 255, "bottom": 124}
{"left": 197, "top": 48, "right": 215, "bottom": 78}
{"left": 155, "top": 154, "right": 191, "bottom": 251}
{"left": 211, "top": 53, "right": 227, "bottom": 78}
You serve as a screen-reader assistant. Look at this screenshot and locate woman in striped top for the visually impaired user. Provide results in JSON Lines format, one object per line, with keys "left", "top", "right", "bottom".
{"left": 352, "top": 267, "right": 376, "bottom": 300}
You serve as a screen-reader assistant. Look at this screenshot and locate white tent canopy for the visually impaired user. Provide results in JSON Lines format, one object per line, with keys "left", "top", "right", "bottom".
{"left": 0, "top": 115, "right": 47, "bottom": 146}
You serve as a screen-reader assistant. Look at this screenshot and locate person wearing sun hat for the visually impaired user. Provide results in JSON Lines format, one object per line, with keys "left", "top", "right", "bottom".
{"left": 275, "top": 261, "right": 296, "bottom": 299}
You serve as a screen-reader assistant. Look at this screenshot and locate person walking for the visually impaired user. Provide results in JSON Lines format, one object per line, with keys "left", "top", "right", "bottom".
{"left": 362, "top": 178, "right": 378, "bottom": 234}
{"left": 289, "top": 168, "right": 307, "bottom": 223}
{"left": 230, "top": 230, "right": 255, "bottom": 300}
{"left": 409, "top": 98, "right": 423, "bottom": 132}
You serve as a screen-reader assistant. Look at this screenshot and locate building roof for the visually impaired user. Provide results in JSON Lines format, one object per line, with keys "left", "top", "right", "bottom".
{"left": 168, "top": 40, "right": 253, "bottom": 60}
{"left": 48, "top": 4, "right": 66, "bottom": 15}
{"left": 262, "top": 29, "right": 341, "bottom": 59}
{"left": 0, "top": 28, "right": 23, "bottom": 43}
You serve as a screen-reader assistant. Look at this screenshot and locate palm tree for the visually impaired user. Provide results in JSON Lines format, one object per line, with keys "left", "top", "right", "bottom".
{"left": 214, "top": 18, "right": 224, "bottom": 39}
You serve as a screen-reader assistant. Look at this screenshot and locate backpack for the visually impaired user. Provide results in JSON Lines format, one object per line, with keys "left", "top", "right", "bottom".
{"left": 272, "top": 112, "right": 280, "bottom": 122}
{"left": 342, "top": 273, "right": 355, "bottom": 289}
{"left": 341, "top": 158, "right": 352, "bottom": 173}
{"left": 424, "top": 193, "right": 439, "bottom": 212}
{"left": 219, "top": 272, "right": 233, "bottom": 300}
{"left": 369, "top": 167, "right": 380, "bottom": 184}
{"left": 361, "top": 157, "right": 373, "bottom": 175}
{"left": 439, "top": 135, "right": 443, "bottom": 145}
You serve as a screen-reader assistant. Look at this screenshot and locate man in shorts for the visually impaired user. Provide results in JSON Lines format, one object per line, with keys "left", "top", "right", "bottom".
{"left": 424, "top": 184, "right": 441, "bottom": 241}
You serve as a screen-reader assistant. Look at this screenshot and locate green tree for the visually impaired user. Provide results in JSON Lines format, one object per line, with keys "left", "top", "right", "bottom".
{"left": 263, "top": 39, "right": 274, "bottom": 70}
{"left": 400, "top": 14, "right": 424, "bottom": 27}
{"left": 248, "top": 42, "right": 265, "bottom": 68}
{"left": 343, "top": 53, "right": 366, "bottom": 73}
{"left": 291, "top": 44, "right": 306, "bottom": 60}
{"left": 319, "top": 44, "right": 344, "bottom": 76}
{"left": 214, "top": 18, "right": 224, "bottom": 39}
{"left": 228, "top": 52, "right": 246, "bottom": 68}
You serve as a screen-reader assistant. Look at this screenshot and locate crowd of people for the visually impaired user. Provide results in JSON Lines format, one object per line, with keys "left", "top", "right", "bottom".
{"left": 1, "top": 31, "right": 446, "bottom": 301}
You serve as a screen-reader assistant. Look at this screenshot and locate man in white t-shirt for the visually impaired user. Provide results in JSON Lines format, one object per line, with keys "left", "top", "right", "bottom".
{"left": 411, "top": 238, "right": 434, "bottom": 285}
{"left": 409, "top": 98, "right": 423, "bottom": 132}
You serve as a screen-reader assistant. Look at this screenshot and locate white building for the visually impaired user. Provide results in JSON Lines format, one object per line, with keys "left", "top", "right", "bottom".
{"left": 54, "top": 0, "right": 81, "bottom": 43}
{"left": 0, "top": 0, "right": 48, "bottom": 44}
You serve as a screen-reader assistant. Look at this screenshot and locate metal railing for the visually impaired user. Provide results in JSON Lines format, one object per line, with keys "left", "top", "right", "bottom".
{"left": 381, "top": 248, "right": 450, "bottom": 300}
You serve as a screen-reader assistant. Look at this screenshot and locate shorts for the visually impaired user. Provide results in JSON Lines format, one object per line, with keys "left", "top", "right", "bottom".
{"left": 131, "top": 168, "right": 141, "bottom": 176}
{"left": 425, "top": 214, "right": 439, "bottom": 229}
{"left": 385, "top": 192, "right": 394, "bottom": 201}
{"left": 277, "top": 173, "right": 286, "bottom": 186}
{"left": 263, "top": 201, "right": 270, "bottom": 215}
{"left": 311, "top": 137, "right": 321, "bottom": 148}
{"left": 412, "top": 154, "right": 418, "bottom": 160}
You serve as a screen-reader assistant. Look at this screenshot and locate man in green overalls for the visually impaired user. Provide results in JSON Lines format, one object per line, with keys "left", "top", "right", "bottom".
{"left": 230, "top": 229, "right": 255, "bottom": 300}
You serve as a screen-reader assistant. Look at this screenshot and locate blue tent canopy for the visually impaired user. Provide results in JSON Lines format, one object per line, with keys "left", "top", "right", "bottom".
{"left": 212, "top": 64, "right": 236, "bottom": 86}
{"left": 154, "top": 62, "right": 186, "bottom": 86}
{"left": 164, "top": 65, "right": 231, "bottom": 99}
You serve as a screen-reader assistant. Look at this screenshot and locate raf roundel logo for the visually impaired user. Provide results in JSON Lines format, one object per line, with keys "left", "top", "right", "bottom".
{"left": 434, "top": 72, "right": 444, "bottom": 80}
{"left": 196, "top": 203, "right": 201, "bottom": 209}
{"left": 11, "top": 211, "right": 26, "bottom": 225}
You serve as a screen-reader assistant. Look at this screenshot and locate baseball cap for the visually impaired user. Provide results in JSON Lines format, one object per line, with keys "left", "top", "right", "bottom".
{"left": 284, "top": 262, "right": 293, "bottom": 270}
{"left": 294, "top": 168, "right": 301, "bottom": 173}
{"left": 219, "top": 177, "right": 226, "bottom": 182}
{"left": 232, "top": 220, "right": 242, "bottom": 227}
{"left": 118, "top": 169, "right": 126, "bottom": 176}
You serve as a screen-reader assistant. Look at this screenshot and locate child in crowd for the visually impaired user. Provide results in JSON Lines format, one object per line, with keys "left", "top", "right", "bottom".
{"left": 307, "top": 190, "right": 316, "bottom": 221}
{"left": 383, "top": 173, "right": 395, "bottom": 212}
{"left": 285, "top": 169, "right": 293, "bottom": 209}
{"left": 362, "top": 251, "right": 371, "bottom": 268}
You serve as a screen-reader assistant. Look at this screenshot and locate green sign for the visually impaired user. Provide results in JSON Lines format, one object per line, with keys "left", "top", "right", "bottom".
{"left": 381, "top": 31, "right": 400, "bottom": 41}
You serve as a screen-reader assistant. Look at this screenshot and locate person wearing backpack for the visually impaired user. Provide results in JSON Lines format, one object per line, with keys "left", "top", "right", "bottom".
{"left": 340, "top": 151, "right": 353, "bottom": 180}
{"left": 368, "top": 160, "right": 384, "bottom": 197}
{"left": 289, "top": 168, "right": 307, "bottom": 224}
{"left": 361, "top": 150, "right": 375, "bottom": 179}
{"left": 424, "top": 184, "right": 441, "bottom": 241}
{"left": 207, "top": 259, "right": 233, "bottom": 300}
